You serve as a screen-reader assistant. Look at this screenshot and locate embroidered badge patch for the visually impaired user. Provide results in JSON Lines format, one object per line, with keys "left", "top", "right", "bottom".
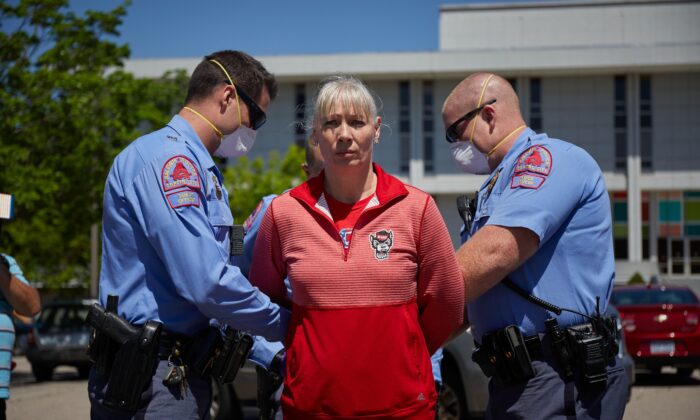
{"left": 339, "top": 228, "right": 353, "bottom": 249}
{"left": 166, "top": 190, "right": 200, "bottom": 209}
{"left": 369, "top": 230, "right": 393, "bottom": 260}
{"left": 244, "top": 200, "right": 264, "bottom": 231}
{"left": 162, "top": 156, "right": 201, "bottom": 192}
{"left": 514, "top": 145, "right": 552, "bottom": 176}
{"left": 511, "top": 173, "right": 546, "bottom": 189}
{"left": 210, "top": 174, "right": 223, "bottom": 200}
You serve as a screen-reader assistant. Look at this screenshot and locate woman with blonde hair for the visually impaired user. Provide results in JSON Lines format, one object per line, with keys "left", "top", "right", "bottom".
{"left": 249, "top": 75, "right": 464, "bottom": 419}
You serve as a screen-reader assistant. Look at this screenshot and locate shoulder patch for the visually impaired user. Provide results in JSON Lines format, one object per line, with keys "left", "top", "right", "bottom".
{"left": 166, "top": 190, "right": 200, "bottom": 209}
{"left": 514, "top": 145, "right": 552, "bottom": 176}
{"left": 244, "top": 200, "right": 265, "bottom": 232}
{"left": 162, "top": 155, "right": 201, "bottom": 192}
{"left": 511, "top": 173, "right": 546, "bottom": 189}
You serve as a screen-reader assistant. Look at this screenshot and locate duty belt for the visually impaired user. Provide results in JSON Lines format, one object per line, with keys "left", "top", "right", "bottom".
{"left": 472, "top": 319, "right": 618, "bottom": 388}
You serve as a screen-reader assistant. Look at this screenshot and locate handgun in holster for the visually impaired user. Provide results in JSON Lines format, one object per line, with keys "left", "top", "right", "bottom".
{"left": 85, "top": 296, "right": 162, "bottom": 411}
{"left": 472, "top": 325, "right": 535, "bottom": 385}
{"left": 208, "top": 327, "right": 253, "bottom": 384}
{"left": 87, "top": 295, "right": 120, "bottom": 377}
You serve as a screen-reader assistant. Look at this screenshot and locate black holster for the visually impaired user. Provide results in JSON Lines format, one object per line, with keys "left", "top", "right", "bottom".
{"left": 85, "top": 299, "right": 162, "bottom": 411}
{"left": 472, "top": 325, "right": 535, "bottom": 385}
{"left": 210, "top": 327, "right": 253, "bottom": 384}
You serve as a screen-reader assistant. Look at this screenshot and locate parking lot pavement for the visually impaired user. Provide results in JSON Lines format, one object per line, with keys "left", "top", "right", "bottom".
{"left": 8, "top": 355, "right": 90, "bottom": 419}
{"left": 7, "top": 356, "right": 700, "bottom": 420}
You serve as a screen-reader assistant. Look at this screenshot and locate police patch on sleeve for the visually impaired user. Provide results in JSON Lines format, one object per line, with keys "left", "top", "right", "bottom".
{"left": 166, "top": 190, "right": 200, "bottom": 208}
{"left": 369, "top": 230, "right": 393, "bottom": 260}
{"left": 244, "top": 200, "right": 264, "bottom": 231}
{"left": 514, "top": 145, "right": 552, "bottom": 176}
{"left": 161, "top": 156, "right": 201, "bottom": 192}
{"left": 511, "top": 173, "right": 546, "bottom": 189}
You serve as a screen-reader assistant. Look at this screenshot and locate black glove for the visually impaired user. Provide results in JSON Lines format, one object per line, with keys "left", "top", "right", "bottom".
{"left": 256, "top": 350, "right": 284, "bottom": 420}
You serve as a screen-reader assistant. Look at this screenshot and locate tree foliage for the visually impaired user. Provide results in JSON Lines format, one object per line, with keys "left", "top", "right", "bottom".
{"left": 223, "top": 145, "right": 306, "bottom": 223}
{"left": 0, "top": 0, "right": 188, "bottom": 288}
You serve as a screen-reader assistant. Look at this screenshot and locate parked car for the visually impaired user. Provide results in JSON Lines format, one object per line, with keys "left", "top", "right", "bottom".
{"left": 25, "top": 299, "right": 95, "bottom": 381}
{"left": 611, "top": 284, "right": 700, "bottom": 376}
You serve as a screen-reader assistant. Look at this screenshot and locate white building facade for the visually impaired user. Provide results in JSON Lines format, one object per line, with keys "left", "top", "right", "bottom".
{"left": 126, "top": 0, "right": 700, "bottom": 283}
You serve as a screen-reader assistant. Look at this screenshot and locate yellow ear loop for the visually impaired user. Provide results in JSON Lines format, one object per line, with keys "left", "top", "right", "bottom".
{"left": 468, "top": 74, "right": 495, "bottom": 144}
{"left": 486, "top": 124, "right": 526, "bottom": 157}
{"left": 209, "top": 59, "right": 243, "bottom": 128}
{"left": 183, "top": 106, "right": 223, "bottom": 139}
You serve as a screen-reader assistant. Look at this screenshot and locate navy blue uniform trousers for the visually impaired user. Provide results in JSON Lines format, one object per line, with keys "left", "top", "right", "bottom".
{"left": 88, "top": 359, "right": 211, "bottom": 420}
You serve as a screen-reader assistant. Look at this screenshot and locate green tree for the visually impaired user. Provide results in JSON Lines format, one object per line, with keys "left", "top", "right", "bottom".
{"left": 0, "top": 0, "right": 188, "bottom": 288}
{"left": 223, "top": 144, "right": 306, "bottom": 223}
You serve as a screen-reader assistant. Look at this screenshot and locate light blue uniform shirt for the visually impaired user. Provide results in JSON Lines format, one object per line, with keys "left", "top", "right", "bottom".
{"left": 466, "top": 128, "right": 615, "bottom": 342}
{"left": 99, "top": 115, "right": 288, "bottom": 341}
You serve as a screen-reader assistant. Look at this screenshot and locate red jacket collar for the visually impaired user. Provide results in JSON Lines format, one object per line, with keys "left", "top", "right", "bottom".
{"left": 290, "top": 163, "right": 408, "bottom": 209}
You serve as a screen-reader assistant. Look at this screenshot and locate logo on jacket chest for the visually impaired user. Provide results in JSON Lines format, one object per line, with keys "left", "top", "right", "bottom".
{"left": 369, "top": 229, "right": 394, "bottom": 260}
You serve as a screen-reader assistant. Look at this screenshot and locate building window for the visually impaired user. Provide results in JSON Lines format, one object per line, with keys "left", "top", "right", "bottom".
{"left": 529, "top": 78, "right": 541, "bottom": 131}
{"left": 422, "top": 81, "right": 434, "bottom": 173}
{"left": 614, "top": 75, "right": 627, "bottom": 171}
{"left": 294, "top": 84, "right": 306, "bottom": 147}
{"left": 506, "top": 78, "right": 518, "bottom": 92}
{"left": 612, "top": 191, "right": 629, "bottom": 260}
{"left": 399, "top": 81, "right": 411, "bottom": 173}
{"left": 640, "top": 76, "right": 652, "bottom": 170}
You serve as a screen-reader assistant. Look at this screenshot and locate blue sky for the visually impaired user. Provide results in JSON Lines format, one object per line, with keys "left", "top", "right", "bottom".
{"left": 68, "top": 0, "right": 546, "bottom": 59}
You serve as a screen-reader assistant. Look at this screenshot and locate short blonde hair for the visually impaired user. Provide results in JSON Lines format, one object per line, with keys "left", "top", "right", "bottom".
{"left": 311, "top": 75, "right": 378, "bottom": 129}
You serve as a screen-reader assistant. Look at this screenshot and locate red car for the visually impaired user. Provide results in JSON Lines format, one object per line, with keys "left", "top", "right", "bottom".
{"left": 611, "top": 285, "right": 700, "bottom": 376}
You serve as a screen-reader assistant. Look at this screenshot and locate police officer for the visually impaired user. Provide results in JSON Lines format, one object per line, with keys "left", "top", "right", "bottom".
{"left": 89, "top": 50, "right": 289, "bottom": 419}
{"left": 442, "top": 73, "right": 628, "bottom": 419}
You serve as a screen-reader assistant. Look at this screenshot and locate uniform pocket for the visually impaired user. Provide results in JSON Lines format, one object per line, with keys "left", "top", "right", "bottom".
{"left": 207, "top": 199, "right": 233, "bottom": 255}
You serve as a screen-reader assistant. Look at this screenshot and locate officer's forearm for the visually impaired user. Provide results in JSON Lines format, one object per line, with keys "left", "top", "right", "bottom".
{"left": 456, "top": 225, "right": 539, "bottom": 303}
{"left": 0, "top": 270, "right": 41, "bottom": 317}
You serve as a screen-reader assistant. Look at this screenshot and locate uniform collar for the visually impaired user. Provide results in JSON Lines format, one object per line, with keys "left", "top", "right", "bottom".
{"left": 166, "top": 114, "right": 217, "bottom": 171}
{"left": 480, "top": 127, "right": 536, "bottom": 191}
{"left": 290, "top": 163, "right": 408, "bottom": 210}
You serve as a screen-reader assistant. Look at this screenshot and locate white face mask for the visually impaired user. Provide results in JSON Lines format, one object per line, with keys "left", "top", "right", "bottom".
{"left": 214, "top": 125, "right": 257, "bottom": 158}
{"left": 450, "top": 141, "right": 490, "bottom": 174}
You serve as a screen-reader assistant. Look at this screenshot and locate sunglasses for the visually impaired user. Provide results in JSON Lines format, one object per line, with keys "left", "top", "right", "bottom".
{"left": 445, "top": 98, "right": 497, "bottom": 143}
{"left": 224, "top": 81, "right": 267, "bottom": 130}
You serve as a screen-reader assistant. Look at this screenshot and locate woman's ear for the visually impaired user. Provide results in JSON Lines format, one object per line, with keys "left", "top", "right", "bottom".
{"left": 374, "top": 117, "right": 382, "bottom": 143}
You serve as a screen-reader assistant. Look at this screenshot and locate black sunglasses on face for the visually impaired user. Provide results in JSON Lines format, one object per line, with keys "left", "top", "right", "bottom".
{"left": 224, "top": 81, "right": 267, "bottom": 130}
{"left": 445, "top": 98, "right": 497, "bottom": 143}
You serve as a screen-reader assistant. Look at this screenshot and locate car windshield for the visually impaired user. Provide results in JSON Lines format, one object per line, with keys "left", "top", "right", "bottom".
{"left": 611, "top": 289, "right": 699, "bottom": 306}
{"left": 37, "top": 304, "right": 90, "bottom": 333}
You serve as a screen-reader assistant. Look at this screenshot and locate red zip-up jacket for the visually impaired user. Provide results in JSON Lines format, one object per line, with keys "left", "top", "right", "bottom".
{"left": 249, "top": 164, "right": 464, "bottom": 419}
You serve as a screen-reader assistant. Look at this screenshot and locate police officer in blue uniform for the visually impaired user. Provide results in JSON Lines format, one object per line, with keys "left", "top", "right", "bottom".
{"left": 88, "top": 50, "right": 289, "bottom": 419}
{"left": 442, "top": 73, "right": 628, "bottom": 419}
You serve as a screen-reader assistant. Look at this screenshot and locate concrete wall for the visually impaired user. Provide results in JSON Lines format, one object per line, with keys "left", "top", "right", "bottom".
{"left": 541, "top": 75, "right": 616, "bottom": 171}
{"left": 440, "top": 1, "right": 700, "bottom": 52}
{"left": 652, "top": 72, "right": 700, "bottom": 172}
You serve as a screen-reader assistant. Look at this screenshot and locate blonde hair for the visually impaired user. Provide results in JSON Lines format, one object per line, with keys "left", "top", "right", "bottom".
{"left": 310, "top": 75, "right": 378, "bottom": 129}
